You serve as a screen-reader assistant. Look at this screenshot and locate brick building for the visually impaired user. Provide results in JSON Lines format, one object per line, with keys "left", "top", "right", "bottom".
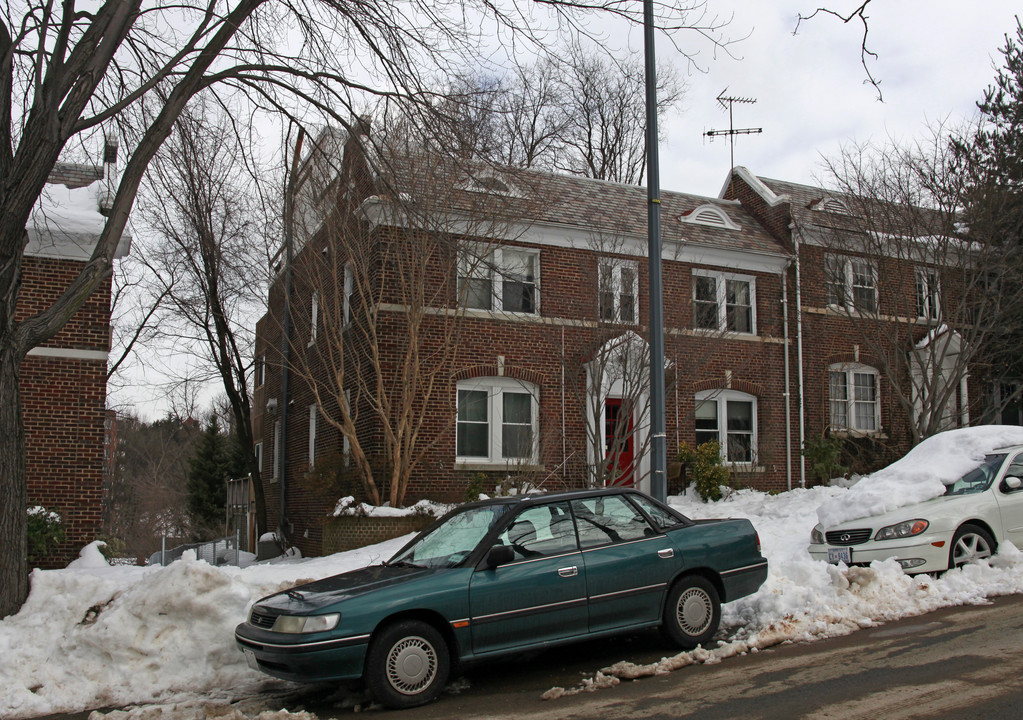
{"left": 21, "top": 144, "right": 130, "bottom": 566}
{"left": 253, "top": 127, "right": 977, "bottom": 557}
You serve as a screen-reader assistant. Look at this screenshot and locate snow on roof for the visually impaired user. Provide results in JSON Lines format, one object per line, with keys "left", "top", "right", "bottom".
{"left": 26, "top": 182, "right": 131, "bottom": 260}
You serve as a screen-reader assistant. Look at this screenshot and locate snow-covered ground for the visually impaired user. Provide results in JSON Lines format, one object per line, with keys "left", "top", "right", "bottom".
{"left": 6, "top": 428, "right": 1023, "bottom": 719}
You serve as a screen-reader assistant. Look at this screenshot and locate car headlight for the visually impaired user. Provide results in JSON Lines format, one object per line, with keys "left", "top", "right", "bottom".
{"left": 810, "top": 524, "right": 825, "bottom": 545}
{"left": 874, "top": 519, "right": 929, "bottom": 541}
{"left": 270, "top": 613, "right": 340, "bottom": 634}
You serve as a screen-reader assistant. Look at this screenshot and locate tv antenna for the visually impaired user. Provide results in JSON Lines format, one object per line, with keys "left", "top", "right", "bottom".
{"left": 704, "top": 89, "right": 762, "bottom": 170}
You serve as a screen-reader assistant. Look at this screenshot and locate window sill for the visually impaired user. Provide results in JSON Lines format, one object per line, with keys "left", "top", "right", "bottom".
{"left": 461, "top": 307, "right": 541, "bottom": 322}
{"left": 829, "top": 430, "right": 888, "bottom": 440}
{"left": 691, "top": 327, "right": 758, "bottom": 338}
{"left": 456, "top": 461, "right": 545, "bottom": 472}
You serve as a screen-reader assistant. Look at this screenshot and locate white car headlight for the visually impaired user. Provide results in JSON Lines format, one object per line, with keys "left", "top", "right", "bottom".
{"left": 270, "top": 613, "right": 340, "bottom": 634}
{"left": 874, "top": 519, "right": 929, "bottom": 542}
{"left": 810, "top": 524, "right": 825, "bottom": 545}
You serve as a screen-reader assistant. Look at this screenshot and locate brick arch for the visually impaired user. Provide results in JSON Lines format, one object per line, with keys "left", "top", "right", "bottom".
{"left": 691, "top": 378, "right": 764, "bottom": 397}
{"left": 826, "top": 351, "right": 881, "bottom": 369}
{"left": 452, "top": 365, "right": 546, "bottom": 386}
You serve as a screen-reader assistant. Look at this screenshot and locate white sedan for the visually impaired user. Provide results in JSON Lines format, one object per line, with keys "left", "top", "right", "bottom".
{"left": 809, "top": 446, "right": 1023, "bottom": 573}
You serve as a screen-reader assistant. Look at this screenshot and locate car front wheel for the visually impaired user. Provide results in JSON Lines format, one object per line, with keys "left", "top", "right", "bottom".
{"left": 949, "top": 524, "right": 996, "bottom": 570}
{"left": 662, "top": 575, "right": 721, "bottom": 649}
{"left": 364, "top": 620, "right": 450, "bottom": 709}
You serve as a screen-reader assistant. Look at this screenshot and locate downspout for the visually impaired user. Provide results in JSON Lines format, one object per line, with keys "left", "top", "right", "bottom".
{"left": 278, "top": 130, "right": 306, "bottom": 544}
{"left": 561, "top": 326, "right": 567, "bottom": 482}
{"left": 793, "top": 225, "right": 807, "bottom": 488}
{"left": 782, "top": 261, "right": 792, "bottom": 491}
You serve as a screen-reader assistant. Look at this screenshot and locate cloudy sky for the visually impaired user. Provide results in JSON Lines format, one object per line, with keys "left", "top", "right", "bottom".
{"left": 657, "top": 1, "right": 1020, "bottom": 196}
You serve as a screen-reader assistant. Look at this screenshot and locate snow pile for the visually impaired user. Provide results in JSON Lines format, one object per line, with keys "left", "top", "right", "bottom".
{"left": 7, "top": 432, "right": 1023, "bottom": 718}
{"left": 816, "top": 426, "right": 1023, "bottom": 528}
{"left": 331, "top": 496, "right": 448, "bottom": 518}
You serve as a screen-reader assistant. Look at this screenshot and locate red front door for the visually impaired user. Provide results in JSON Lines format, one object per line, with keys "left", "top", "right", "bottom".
{"left": 604, "top": 398, "right": 634, "bottom": 486}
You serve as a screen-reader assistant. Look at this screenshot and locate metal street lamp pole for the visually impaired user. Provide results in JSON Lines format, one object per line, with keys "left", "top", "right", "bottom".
{"left": 644, "top": 0, "right": 667, "bottom": 502}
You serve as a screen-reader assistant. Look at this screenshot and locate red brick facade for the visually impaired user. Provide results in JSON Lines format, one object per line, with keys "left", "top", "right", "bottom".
{"left": 18, "top": 163, "right": 127, "bottom": 567}
{"left": 253, "top": 133, "right": 971, "bottom": 557}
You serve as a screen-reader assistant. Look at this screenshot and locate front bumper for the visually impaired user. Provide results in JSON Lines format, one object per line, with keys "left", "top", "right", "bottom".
{"left": 808, "top": 534, "right": 953, "bottom": 574}
{"left": 235, "top": 622, "right": 370, "bottom": 682}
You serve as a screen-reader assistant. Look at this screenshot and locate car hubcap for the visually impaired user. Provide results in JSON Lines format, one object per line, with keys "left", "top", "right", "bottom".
{"left": 385, "top": 636, "right": 437, "bottom": 695}
{"left": 953, "top": 533, "right": 993, "bottom": 567}
{"left": 677, "top": 587, "right": 712, "bottom": 636}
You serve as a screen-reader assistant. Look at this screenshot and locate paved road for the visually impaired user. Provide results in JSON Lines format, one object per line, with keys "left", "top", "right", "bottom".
{"left": 387, "top": 593, "right": 1023, "bottom": 720}
{"left": 39, "top": 594, "right": 1023, "bottom": 720}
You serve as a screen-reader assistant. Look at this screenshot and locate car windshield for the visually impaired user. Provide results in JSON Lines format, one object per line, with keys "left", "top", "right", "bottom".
{"left": 387, "top": 504, "right": 510, "bottom": 569}
{"left": 943, "top": 453, "right": 1007, "bottom": 496}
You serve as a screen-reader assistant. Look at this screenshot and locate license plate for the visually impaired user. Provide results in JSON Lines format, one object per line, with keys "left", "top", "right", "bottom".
{"left": 828, "top": 547, "right": 852, "bottom": 564}
{"left": 243, "top": 648, "right": 259, "bottom": 670}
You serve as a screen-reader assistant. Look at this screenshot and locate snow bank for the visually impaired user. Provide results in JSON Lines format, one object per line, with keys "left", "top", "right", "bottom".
{"left": 6, "top": 440, "right": 1023, "bottom": 719}
{"left": 816, "top": 426, "right": 1023, "bottom": 528}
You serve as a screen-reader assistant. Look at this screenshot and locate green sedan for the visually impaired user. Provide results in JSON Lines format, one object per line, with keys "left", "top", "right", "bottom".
{"left": 234, "top": 487, "right": 767, "bottom": 708}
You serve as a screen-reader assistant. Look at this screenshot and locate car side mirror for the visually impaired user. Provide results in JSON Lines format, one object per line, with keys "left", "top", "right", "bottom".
{"left": 1003, "top": 476, "right": 1022, "bottom": 491}
{"left": 486, "top": 544, "right": 515, "bottom": 569}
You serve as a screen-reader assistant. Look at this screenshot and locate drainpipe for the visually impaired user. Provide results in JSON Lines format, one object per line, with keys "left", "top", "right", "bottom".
{"left": 782, "top": 262, "right": 793, "bottom": 491}
{"left": 278, "top": 130, "right": 306, "bottom": 543}
{"left": 793, "top": 225, "right": 807, "bottom": 488}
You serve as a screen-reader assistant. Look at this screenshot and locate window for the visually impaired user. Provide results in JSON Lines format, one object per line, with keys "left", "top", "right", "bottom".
{"left": 255, "top": 442, "right": 263, "bottom": 474}
{"left": 830, "top": 364, "right": 879, "bottom": 433}
{"left": 826, "top": 255, "right": 877, "bottom": 313}
{"left": 458, "top": 246, "right": 539, "bottom": 314}
{"left": 272, "top": 420, "right": 281, "bottom": 480}
{"left": 456, "top": 378, "right": 539, "bottom": 464}
{"left": 497, "top": 502, "right": 577, "bottom": 560}
{"left": 692, "top": 271, "right": 755, "bottom": 334}
{"left": 308, "top": 405, "right": 317, "bottom": 465}
{"left": 255, "top": 355, "right": 265, "bottom": 387}
{"left": 916, "top": 268, "right": 940, "bottom": 320}
{"left": 694, "top": 390, "right": 757, "bottom": 463}
{"left": 343, "top": 263, "right": 354, "bottom": 326}
{"left": 598, "top": 259, "right": 638, "bottom": 324}
{"left": 570, "top": 495, "right": 654, "bottom": 549}
{"left": 309, "top": 291, "right": 319, "bottom": 345}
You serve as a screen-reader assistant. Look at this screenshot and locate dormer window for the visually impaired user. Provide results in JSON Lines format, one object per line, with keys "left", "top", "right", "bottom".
{"left": 813, "top": 197, "right": 850, "bottom": 215}
{"left": 461, "top": 174, "right": 514, "bottom": 195}
{"left": 680, "top": 204, "right": 740, "bottom": 231}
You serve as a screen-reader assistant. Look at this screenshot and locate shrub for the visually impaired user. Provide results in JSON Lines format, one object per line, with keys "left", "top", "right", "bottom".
{"left": 27, "top": 506, "right": 65, "bottom": 565}
{"left": 463, "top": 473, "right": 487, "bottom": 503}
{"left": 677, "top": 441, "right": 730, "bottom": 502}
{"left": 803, "top": 434, "right": 849, "bottom": 485}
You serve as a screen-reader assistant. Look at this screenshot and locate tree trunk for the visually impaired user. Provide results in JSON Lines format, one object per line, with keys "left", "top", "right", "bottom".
{"left": 0, "top": 343, "right": 28, "bottom": 618}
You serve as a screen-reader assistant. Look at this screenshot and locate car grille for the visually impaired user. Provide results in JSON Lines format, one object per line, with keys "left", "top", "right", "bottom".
{"left": 826, "top": 529, "right": 873, "bottom": 546}
{"left": 249, "top": 607, "right": 277, "bottom": 629}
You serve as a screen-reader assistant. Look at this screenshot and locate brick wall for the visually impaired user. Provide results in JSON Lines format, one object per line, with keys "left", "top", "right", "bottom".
{"left": 322, "top": 514, "right": 436, "bottom": 555}
{"left": 18, "top": 256, "right": 112, "bottom": 568}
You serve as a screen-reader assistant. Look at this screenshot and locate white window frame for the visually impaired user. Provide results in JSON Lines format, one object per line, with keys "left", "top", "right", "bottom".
{"left": 598, "top": 258, "right": 638, "bottom": 324}
{"left": 458, "top": 244, "right": 540, "bottom": 315}
{"left": 829, "top": 363, "right": 881, "bottom": 434}
{"left": 456, "top": 377, "right": 540, "bottom": 466}
{"left": 915, "top": 267, "right": 941, "bottom": 321}
{"left": 308, "top": 291, "right": 319, "bottom": 345}
{"left": 694, "top": 389, "right": 758, "bottom": 465}
{"left": 692, "top": 270, "right": 756, "bottom": 334}
{"left": 255, "top": 354, "right": 265, "bottom": 387}
{"left": 255, "top": 441, "right": 263, "bottom": 475}
{"left": 308, "top": 404, "right": 317, "bottom": 465}
{"left": 343, "top": 262, "right": 354, "bottom": 327}
{"left": 826, "top": 255, "right": 878, "bottom": 313}
{"left": 272, "top": 419, "right": 281, "bottom": 480}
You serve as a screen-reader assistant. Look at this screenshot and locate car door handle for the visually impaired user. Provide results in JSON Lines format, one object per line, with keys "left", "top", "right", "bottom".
{"left": 658, "top": 548, "right": 675, "bottom": 559}
{"left": 558, "top": 566, "right": 578, "bottom": 578}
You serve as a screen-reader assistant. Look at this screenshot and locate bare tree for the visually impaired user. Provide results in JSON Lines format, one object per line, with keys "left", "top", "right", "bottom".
{"left": 814, "top": 125, "right": 1023, "bottom": 444}
{"left": 287, "top": 122, "right": 543, "bottom": 507}
{"left": 136, "top": 99, "right": 270, "bottom": 539}
{"left": 431, "top": 48, "right": 683, "bottom": 184}
{"left": 0, "top": 0, "right": 727, "bottom": 617}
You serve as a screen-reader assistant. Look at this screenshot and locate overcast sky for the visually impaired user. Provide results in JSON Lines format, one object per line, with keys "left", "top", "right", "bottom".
{"left": 109, "top": 1, "right": 1021, "bottom": 420}
{"left": 658, "top": 1, "right": 1020, "bottom": 196}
